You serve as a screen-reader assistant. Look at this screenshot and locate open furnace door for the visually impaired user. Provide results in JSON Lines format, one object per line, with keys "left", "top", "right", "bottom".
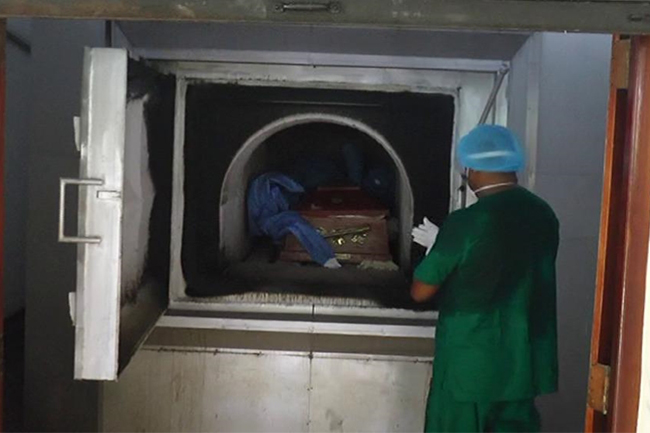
{"left": 59, "top": 48, "right": 170, "bottom": 381}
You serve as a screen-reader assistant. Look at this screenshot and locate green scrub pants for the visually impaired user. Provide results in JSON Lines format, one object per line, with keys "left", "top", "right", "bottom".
{"left": 425, "top": 387, "right": 541, "bottom": 433}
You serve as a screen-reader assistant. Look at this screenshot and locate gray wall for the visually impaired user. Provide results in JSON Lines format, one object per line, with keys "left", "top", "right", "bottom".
{"left": 23, "top": 19, "right": 105, "bottom": 432}
{"left": 507, "top": 34, "right": 541, "bottom": 191}
{"left": 5, "top": 19, "right": 32, "bottom": 318}
{"left": 530, "top": 33, "right": 611, "bottom": 433}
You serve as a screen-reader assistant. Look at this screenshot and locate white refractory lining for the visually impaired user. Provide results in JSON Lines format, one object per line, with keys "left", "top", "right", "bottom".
{"left": 122, "top": 98, "right": 155, "bottom": 302}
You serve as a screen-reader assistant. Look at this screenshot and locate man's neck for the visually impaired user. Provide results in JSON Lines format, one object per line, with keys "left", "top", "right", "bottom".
{"left": 475, "top": 182, "right": 518, "bottom": 198}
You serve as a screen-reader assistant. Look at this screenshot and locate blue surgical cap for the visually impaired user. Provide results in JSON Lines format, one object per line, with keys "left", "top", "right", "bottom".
{"left": 457, "top": 125, "right": 525, "bottom": 172}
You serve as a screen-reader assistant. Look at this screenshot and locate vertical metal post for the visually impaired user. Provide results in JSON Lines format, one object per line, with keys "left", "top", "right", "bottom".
{"left": 478, "top": 66, "right": 509, "bottom": 125}
{"left": 460, "top": 66, "right": 509, "bottom": 209}
{"left": 459, "top": 168, "right": 469, "bottom": 209}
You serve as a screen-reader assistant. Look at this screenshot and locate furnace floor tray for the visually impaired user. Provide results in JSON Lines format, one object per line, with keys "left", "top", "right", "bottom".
{"left": 184, "top": 246, "right": 424, "bottom": 310}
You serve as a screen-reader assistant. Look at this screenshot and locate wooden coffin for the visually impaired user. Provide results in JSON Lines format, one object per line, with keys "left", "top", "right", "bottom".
{"left": 280, "top": 187, "right": 392, "bottom": 264}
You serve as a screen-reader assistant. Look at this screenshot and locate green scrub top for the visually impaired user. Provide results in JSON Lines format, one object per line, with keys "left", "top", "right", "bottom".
{"left": 415, "top": 187, "right": 559, "bottom": 402}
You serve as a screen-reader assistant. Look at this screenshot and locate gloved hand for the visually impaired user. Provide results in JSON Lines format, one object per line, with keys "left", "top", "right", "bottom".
{"left": 412, "top": 217, "right": 439, "bottom": 254}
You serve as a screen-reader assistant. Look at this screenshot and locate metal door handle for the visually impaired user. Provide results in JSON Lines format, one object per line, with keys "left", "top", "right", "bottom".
{"left": 59, "top": 178, "right": 104, "bottom": 244}
{"left": 273, "top": 2, "right": 342, "bottom": 13}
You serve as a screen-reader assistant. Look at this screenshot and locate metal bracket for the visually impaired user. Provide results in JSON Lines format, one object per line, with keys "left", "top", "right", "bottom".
{"left": 588, "top": 363, "right": 611, "bottom": 414}
{"left": 628, "top": 13, "right": 650, "bottom": 24}
{"left": 58, "top": 177, "right": 104, "bottom": 244}
{"left": 273, "top": 2, "right": 342, "bottom": 14}
{"left": 73, "top": 116, "right": 81, "bottom": 152}
{"left": 68, "top": 292, "right": 76, "bottom": 326}
{"left": 96, "top": 190, "right": 121, "bottom": 200}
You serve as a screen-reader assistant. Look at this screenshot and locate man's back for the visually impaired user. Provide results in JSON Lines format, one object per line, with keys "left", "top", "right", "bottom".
{"left": 415, "top": 187, "right": 559, "bottom": 402}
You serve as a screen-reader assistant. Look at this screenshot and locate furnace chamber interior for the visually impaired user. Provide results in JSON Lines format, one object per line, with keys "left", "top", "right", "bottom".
{"left": 172, "top": 83, "right": 454, "bottom": 308}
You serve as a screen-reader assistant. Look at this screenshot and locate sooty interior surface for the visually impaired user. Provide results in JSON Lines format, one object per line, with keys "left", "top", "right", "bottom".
{"left": 181, "top": 83, "right": 454, "bottom": 308}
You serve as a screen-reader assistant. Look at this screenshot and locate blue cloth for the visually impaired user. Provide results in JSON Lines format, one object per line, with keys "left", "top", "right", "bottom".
{"left": 248, "top": 173, "right": 335, "bottom": 265}
{"left": 457, "top": 125, "right": 525, "bottom": 172}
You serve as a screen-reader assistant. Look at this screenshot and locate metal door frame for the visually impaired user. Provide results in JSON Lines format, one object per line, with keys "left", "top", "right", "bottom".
{"left": 0, "top": 18, "right": 6, "bottom": 433}
{"left": 586, "top": 36, "right": 650, "bottom": 432}
{"left": 163, "top": 60, "right": 509, "bottom": 318}
{"left": 1, "top": 0, "right": 650, "bottom": 34}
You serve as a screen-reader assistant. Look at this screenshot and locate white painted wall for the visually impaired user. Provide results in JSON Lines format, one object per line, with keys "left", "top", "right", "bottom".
{"left": 529, "top": 33, "right": 611, "bottom": 432}
{"left": 5, "top": 19, "right": 32, "bottom": 318}
{"left": 122, "top": 98, "right": 154, "bottom": 299}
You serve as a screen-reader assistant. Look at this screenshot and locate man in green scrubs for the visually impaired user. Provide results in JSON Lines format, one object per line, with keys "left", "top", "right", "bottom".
{"left": 411, "top": 125, "right": 559, "bottom": 432}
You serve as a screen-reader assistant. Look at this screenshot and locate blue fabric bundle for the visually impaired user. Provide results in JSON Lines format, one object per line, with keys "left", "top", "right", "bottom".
{"left": 248, "top": 173, "right": 335, "bottom": 266}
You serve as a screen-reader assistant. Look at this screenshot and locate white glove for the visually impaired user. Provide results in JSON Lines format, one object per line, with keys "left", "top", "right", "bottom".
{"left": 412, "top": 217, "right": 439, "bottom": 254}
